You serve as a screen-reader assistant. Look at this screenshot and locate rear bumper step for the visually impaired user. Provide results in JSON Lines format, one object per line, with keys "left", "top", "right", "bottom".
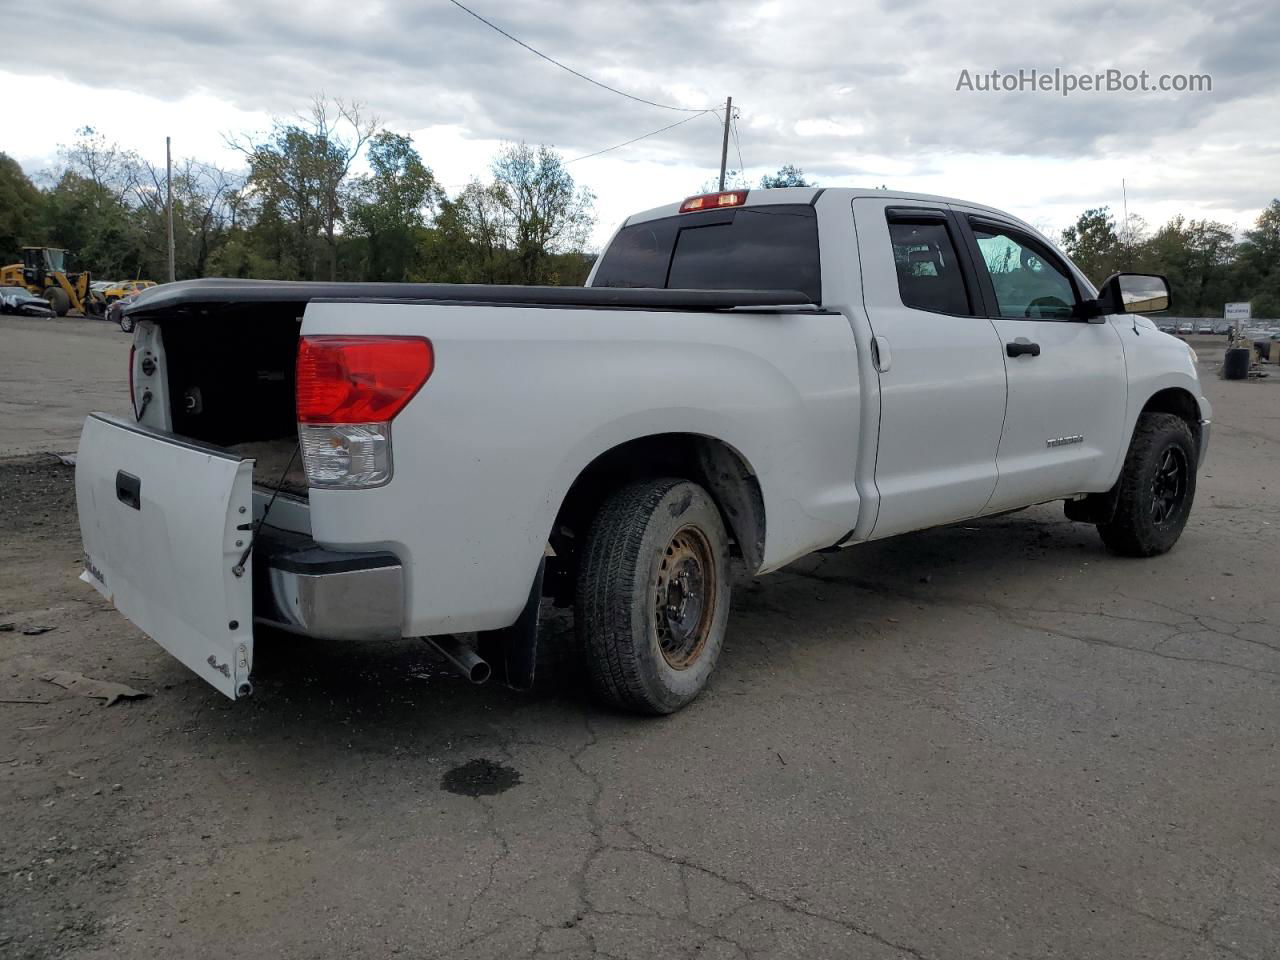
{"left": 252, "top": 527, "right": 404, "bottom": 641}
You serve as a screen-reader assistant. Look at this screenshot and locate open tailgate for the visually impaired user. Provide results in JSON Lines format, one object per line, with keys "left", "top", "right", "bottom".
{"left": 76, "top": 413, "right": 255, "bottom": 699}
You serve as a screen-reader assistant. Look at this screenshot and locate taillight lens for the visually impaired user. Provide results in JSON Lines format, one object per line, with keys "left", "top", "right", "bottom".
{"left": 295, "top": 336, "right": 433, "bottom": 490}
{"left": 296, "top": 336, "right": 433, "bottom": 424}
{"left": 679, "top": 190, "right": 748, "bottom": 213}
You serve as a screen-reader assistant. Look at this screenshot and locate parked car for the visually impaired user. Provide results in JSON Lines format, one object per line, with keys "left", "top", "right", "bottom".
{"left": 0, "top": 286, "right": 56, "bottom": 318}
{"left": 1176, "top": 321, "right": 1195, "bottom": 334}
{"left": 106, "top": 292, "right": 141, "bottom": 332}
{"left": 1196, "top": 321, "right": 1214, "bottom": 334}
{"left": 76, "top": 187, "right": 1211, "bottom": 713}
{"left": 103, "top": 279, "right": 157, "bottom": 303}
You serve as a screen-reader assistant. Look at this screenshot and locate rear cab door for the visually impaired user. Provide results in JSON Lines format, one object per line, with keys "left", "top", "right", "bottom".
{"left": 76, "top": 413, "right": 256, "bottom": 698}
{"left": 954, "top": 212, "right": 1127, "bottom": 513}
{"left": 851, "top": 197, "right": 1008, "bottom": 537}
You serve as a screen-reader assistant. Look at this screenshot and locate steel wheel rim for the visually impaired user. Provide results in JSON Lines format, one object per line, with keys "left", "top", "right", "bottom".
{"left": 1150, "top": 445, "right": 1188, "bottom": 526}
{"left": 655, "top": 525, "right": 716, "bottom": 670}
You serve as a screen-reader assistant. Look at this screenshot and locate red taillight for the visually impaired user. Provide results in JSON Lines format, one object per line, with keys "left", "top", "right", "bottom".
{"left": 679, "top": 190, "right": 749, "bottom": 213}
{"left": 296, "top": 336, "right": 434, "bottom": 424}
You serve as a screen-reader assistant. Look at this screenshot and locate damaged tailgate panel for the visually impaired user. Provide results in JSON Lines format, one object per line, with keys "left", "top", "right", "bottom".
{"left": 76, "top": 413, "right": 255, "bottom": 699}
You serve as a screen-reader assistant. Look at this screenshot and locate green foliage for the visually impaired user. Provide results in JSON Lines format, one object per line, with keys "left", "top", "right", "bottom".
{"left": 0, "top": 152, "right": 43, "bottom": 260}
{"left": 1060, "top": 207, "right": 1122, "bottom": 281}
{"left": 1061, "top": 202, "right": 1279, "bottom": 318}
{"left": 433, "top": 143, "right": 595, "bottom": 285}
{"left": 346, "top": 132, "right": 442, "bottom": 282}
{"left": 8, "top": 103, "right": 1270, "bottom": 312}
{"left": 759, "top": 164, "right": 815, "bottom": 189}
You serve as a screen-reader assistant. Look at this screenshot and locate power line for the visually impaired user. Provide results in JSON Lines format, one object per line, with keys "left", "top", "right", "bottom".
{"left": 447, "top": 0, "right": 714, "bottom": 113}
{"left": 567, "top": 111, "right": 713, "bottom": 163}
{"left": 731, "top": 113, "right": 746, "bottom": 182}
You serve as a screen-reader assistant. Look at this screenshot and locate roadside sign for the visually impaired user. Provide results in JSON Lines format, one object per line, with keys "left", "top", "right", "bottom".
{"left": 1225, "top": 302, "right": 1251, "bottom": 321}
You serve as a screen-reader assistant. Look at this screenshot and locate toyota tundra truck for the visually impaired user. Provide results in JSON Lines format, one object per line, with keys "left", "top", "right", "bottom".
{"left": 74, "top": 187, "right": 1210, "bottom": 714}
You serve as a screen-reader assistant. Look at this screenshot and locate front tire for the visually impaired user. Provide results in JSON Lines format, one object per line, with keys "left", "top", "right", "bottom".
{"left": 43, "top": 287, "right": 70, "bottom": 316}
{"left": 576, "top": 478, "right": 731, "bottom": 714}
{"left": 1097, "top": 413, "right": 1197, "bottom": 557}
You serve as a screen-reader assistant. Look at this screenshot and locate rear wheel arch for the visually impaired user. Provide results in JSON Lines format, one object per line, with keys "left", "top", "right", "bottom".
{"left": 550, "top": 433, "right": 766, "bottom": 579}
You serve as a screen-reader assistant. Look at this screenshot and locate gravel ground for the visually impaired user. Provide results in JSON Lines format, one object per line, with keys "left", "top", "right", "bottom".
{"left": 1, "top": 325, "right": 1277, "bottom": 960}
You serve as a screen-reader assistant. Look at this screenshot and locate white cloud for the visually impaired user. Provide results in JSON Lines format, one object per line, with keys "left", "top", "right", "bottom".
{"left": 1, "top": 0, "right": 1275, "bottom": 249}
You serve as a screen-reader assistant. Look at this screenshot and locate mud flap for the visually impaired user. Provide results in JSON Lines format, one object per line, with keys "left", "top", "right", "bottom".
{"left": 75, "top": 414, "right": 256, "bottom": 699}
{"left": 478, "top": 558, "right": 544, "bottom": 692}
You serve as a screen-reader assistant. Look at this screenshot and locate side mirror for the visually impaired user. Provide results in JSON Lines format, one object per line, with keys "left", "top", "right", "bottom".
{"left": 1092, "top": 273, "right": 1171, "bottom": 317}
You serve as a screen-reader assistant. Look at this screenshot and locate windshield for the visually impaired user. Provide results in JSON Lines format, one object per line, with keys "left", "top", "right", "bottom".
{"left": 43, "top": 249, "right": 67, "bottom": 272}
{"left": 593, "top": 204, "right": 821, "bottom": 302}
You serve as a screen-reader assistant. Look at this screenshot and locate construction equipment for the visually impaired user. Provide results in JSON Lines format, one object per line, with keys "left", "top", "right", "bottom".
{"left": 0, "top": 247, "right": 102, "bottom": 317}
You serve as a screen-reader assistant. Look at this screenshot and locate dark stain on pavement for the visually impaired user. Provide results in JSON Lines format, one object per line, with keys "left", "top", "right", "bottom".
{"left": 441, "top": 758, "right": 522, "bottom": 797}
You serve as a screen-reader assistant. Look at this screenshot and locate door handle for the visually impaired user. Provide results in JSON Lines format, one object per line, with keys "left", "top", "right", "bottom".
{"left": 116, "top": 471, "right": 141, "bottom": 510}
{"left": 871, "top": 335, "right": 892, "bottom": 372}
{"left": 1006, "top": 339, "right": 1041, "bottom": 358}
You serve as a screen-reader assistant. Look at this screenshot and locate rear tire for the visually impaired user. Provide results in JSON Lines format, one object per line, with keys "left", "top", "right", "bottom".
{"left": 576, "top": 478, "right": 731, "bottom": 714}
{"left": 1097, "top": 413, "right": 1197, "bottom": 557}
{"left": 43, "top": 287, "right": 70, "bottom": 316}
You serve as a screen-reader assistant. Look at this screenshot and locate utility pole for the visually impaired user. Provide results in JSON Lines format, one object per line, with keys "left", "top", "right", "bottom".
{"left": 166, "top": 137, "right": 176, "bottom": 283}
{"left": 718, "top": 96, "right": 733, "bottom": 191}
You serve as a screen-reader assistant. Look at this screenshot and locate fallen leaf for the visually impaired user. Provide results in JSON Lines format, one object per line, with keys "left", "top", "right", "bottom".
{"left": 39, "top": 671, "right": 148, "bottom": 706}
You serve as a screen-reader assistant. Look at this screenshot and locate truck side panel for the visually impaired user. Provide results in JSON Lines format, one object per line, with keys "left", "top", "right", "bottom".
{"left": 300, "top": 301, "right": 863, "bottom": 636}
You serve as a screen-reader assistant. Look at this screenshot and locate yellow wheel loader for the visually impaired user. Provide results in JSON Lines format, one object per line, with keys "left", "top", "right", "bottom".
{"left": 0, "top": 247, "right": 103, "bottom": 317}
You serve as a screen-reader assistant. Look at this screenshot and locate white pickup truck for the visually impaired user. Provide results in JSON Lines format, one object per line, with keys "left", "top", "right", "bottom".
{"left": 75, "top": 187, "right": 1210, "bottom": 714}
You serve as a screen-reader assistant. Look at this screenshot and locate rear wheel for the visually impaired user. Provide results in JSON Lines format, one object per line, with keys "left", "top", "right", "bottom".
{"left": 43, "top": 287, "right": 70, "bottom": 316}
{"left": 576, "top": 478, "right": 730, "bottom": 714}
{"left": 1097, "top": 413, "right": 1197, "bottom": 557}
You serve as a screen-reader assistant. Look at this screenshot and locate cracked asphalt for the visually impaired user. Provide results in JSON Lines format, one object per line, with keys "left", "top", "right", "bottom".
{"left": 1, "top": 319, "right": 1277, "bottom": 959}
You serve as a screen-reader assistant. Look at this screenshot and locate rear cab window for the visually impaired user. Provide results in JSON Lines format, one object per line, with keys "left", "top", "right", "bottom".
{"left": 885, "top": 210, "right": 973, "bottom": 316}
{"left": 592, "top": 204, "right": 821, "bottom": 302}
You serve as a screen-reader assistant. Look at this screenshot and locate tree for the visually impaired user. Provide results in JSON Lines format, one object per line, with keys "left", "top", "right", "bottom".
{"left": 434, "top": 180, "right": 514, "bottom": 283}
{"left": 0, "top": 153, "right": 43, "bottom": 260}
{"left": 1141, "top": 216, "right": 1235, "bottom": 315}
{"left": 759, "top": 164, "right": 815, "bottom": 189}
{"left": 1234, "top": 200, "right": 1280, "bottom": 318}
{"left": 1060, "top": 207, "right": 1122, "bottom": 284}
{"left": 346, "top": 132, "right": 441, "bottom": 281}
{"left": 133, "top": 158, "right": 240, "bottom": 278}
{"left": 490, "top": 143, "right": 595, "bottom": 284}
{"left": 230, "top": 96, "right": 377, "bottom": 280}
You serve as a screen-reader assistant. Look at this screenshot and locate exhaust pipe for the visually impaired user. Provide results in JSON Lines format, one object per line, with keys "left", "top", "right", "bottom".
{"left": 423, "top": 635, "right": 491, "bottom": 685}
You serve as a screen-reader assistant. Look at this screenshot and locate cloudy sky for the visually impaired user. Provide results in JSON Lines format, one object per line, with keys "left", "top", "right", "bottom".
{"left": 2, "top": 0, "right": 1276, "bottom": 248}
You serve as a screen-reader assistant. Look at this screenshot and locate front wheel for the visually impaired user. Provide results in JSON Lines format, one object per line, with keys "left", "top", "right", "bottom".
{"left": 576, "top": 478, "right": 731, "bottom": 714}
{"left": 43, "top": 287, "right": 70, "bottom": 316}
{"left": 118, "top": 312, "right": 135, "bottom": 333}
{"left": 1097, "top": 413, "right": 1197, "bottom": 557}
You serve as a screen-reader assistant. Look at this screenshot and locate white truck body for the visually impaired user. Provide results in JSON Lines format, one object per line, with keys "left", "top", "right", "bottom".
{"left": 75, "top": 187, "right": 1210, "bottom": 706}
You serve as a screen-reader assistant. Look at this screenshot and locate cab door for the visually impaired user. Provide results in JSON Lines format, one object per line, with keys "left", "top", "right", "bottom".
{"left": 957, "top": 215, "right": 1126, "bottom": 513}
{"left": 852, "top": 198, "right": 1008, "bottom": 538}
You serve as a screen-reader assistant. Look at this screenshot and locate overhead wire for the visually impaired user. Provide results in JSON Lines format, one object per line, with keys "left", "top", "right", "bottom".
{"left": 447, "top": 0, "right": 716, "bottom": 113}
{"left": 731, "top": 112, "right": 746, "bottom": 183}
{"left": 567, "top": 111, "right": 714, "bottom": 163}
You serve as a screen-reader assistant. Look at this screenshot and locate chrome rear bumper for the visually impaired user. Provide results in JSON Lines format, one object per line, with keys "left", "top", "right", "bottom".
{"left": 253, "top": 529, "right": 403, "bottom": 641}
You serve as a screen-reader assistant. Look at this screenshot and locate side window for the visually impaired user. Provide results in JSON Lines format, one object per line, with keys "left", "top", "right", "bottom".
{"left": 971, "top": 224, "right": 1077, "bottom": 320}
{"left": 886, "top": 217, "right": 972, "bottom": 316}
